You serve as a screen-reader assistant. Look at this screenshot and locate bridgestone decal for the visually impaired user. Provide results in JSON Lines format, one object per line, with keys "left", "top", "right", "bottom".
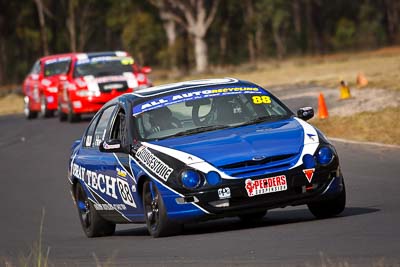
{"left": 135, "top": 146, "right": 173, "bottom": 181}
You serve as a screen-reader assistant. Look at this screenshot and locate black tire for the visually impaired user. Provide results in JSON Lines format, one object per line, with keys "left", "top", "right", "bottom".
{"left": 40, "top": 95, "right": 54, "bottom": 118}
{"left": 67, "top": 103, "right": 81, "bottom": 123}
{"left": 142, "top": 180, "right": 182, "bottom": 237}
{"left": 58, "top": 107, "right": 67, "bottom": 121}
{"left": 24, "top": 97, "right": 38, "bottom": 119}
{"left": 75, "top": 183, "right": 116, "bottom": 237}
{"left": 308, "top": 181, "right": 346, "bottom": 219}
{"left": 239, "top": 210, "right": 267, "bottom": 223}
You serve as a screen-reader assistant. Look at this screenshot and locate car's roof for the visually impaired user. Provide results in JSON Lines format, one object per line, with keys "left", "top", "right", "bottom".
{"left": 83, "top": 51, "right": 129, "bottom": 58}
{"left": 130, "top": 78, "right": 257, "bottom": 98}
{"left": 39, "top": 51, "right": 129, "bottom": 62}
{"left": 105, "top": 78, "right": 265, "bottom": 109}
{"left": 40, "top": 53, "right": 76, "bottom": 62}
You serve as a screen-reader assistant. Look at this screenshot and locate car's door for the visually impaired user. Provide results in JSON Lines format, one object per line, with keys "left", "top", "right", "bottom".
{"left": 100, "top": 106, "right": 142, "bottom": 221}
{"left": 25, "top": 60, "right": 41, "bottom": 106}
{"left": 77, "top": 104, "right": 140, "bottom": 222}
{"left": 74, "top": 105, "right": 125, "bottom": 220}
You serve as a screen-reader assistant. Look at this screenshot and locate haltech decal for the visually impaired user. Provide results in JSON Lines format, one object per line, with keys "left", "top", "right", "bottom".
{"left": 71, "top": 163, "right": 136, "bottom": 208}
{"left": 135, "top": 146, "right": 173, "bottom": 181}
{"left": 245, "top": 175, "right": 287, "bottom": 197}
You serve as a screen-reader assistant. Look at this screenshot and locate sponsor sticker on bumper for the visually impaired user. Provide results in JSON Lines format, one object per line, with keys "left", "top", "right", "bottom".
{"left": 245, "top": 175, "right": 287, "bottom": 197}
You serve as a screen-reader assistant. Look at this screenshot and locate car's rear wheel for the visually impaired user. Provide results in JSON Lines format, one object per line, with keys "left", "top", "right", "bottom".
{"left": 58, "top": 103, "right": 67, "bottom": 121}
{"left": 67, "top": 103, "right": 81, "bottom": 123}
{"left": 40, "top": 95, "right": 54, "bottom": 118}
{"left": 308, "top": 180, "right": 346, "bottom": 218}
{"left": 75, "top": 183, "right": 115, "bottom": 237}
{"left": 239, "top": 210, "right": 267, "bottom": 223}
{"left": 142, "top": 180, "right": 182, "bottom": 237}
{"left": 24, "top": 96, "right": 38, "bottom": 119}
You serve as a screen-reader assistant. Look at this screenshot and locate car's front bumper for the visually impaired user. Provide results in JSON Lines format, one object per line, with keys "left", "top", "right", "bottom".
{"left": 162, "top": 164, "right": 344, "bottom": 222}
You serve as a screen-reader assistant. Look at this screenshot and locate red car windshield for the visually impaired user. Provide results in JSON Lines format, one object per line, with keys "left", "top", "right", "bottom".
{"left": 73, "top": 56, "right": 134, "bottom": 78}
{"left": 44, "top": 58, "right": 71, "bottom": 77}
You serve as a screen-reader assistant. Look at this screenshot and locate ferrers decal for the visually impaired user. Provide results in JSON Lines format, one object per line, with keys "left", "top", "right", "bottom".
{"left": 245, "top": 175, "right": 287, "bottom": 197}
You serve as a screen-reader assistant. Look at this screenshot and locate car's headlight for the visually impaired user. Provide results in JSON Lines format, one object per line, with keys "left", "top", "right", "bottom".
{"left": 181, "top": 169, "right": 202, "bottom": 189}
{"left": 302, "top": 154, "right": 316, "bottom": 169}
{"left": 317, "top": 146, "right": 334, "bottom": 165}
{"left": 206, "top": 171, "right": 221, "bottom": 186}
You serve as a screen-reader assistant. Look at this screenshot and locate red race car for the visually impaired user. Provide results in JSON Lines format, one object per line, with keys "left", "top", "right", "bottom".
{"left": 57, "top": 51, "right": 152, "bottom": 122}
{"left": 23, "top": 53, "right": 73, "bottom": 119}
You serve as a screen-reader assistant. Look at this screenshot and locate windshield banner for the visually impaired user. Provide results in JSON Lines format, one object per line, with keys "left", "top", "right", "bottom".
{"left": 133, "top": 86, "right": 266, "bottom": 115}
{"left": 76, "top": 56, "right": 133, "bottom": 65}
{"left": 44, "top": 57, "right": 71, "bottom": 65}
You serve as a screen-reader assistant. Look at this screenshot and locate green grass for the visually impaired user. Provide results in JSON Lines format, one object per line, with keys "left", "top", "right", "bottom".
{"left": 311, "top": 107, "right": 400, "bottom": 145}
{"left": 152, "top": 46, "right": 400, "bottom": 91}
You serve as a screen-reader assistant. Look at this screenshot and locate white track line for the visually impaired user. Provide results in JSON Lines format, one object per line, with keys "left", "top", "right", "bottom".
{"left": 328, "top": 137, "right": 400, "bottom": 149}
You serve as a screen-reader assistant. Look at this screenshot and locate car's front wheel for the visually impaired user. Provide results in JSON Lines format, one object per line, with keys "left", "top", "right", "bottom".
{"left": 24, "top": 96, "right": 38, "bottom": 119}
{"left": 75, "top": 183, "right": 115, "bottom": 237}
{"left": 58, "top": 103, "right": 67, "bottom": 121}
{"left": 307, "top": 180, "right": 346, "bottom": 218}
{"left": 40, "top": 95, "right": 54, "bottom": 118}
{"left": 142, "top": 180, "right": 182, "bottom": 237}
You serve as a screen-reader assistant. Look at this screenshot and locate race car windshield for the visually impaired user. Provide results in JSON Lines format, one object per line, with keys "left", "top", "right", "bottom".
{"left": 133, "top": 87, "right": 291, "bottom": 141}
{"left": 73, "top": 57, "right": 134, "bottom": 78}
{"left": 44, "top": 59, "right": 71, "bottom": 77}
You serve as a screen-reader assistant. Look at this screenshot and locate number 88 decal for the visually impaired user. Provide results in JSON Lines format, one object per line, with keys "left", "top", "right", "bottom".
{"left": 252, "top": 95, "right": 271, "bottom": 104}
{"left": 117, "top": 178, "right": 136, "bottom": 208}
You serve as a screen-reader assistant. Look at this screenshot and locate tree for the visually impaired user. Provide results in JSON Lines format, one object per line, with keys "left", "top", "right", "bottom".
{"left": 243, "top": 0, "right": 256, "bottom": 63}
{"left": 66, "top": 0, "right": 97, "bottom": 52}
{"left": 384, "top": 0, "right": 400, "bottom": 44}
{"left": 149, "top": 0, "right": 179, "bottom": 70}
{"left": 255, "top": 0, "right": 291, "bottom": 59}
{"left": 33, "top": 0, "right": 49, "bottom": 55}
{"left": 151, "top": 0, "right": 220, "bottom": 72}
{"left": 66, "top": 0, "right": 76, "bottom": 52}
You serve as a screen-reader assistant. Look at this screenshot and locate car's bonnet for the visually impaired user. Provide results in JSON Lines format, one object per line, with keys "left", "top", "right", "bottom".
{"left": 151, "top": 118, "right": 305, "bottom": 169}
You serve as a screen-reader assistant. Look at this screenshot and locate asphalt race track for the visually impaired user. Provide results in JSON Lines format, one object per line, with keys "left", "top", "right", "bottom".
{"left": 1, "top": 114, "right": 400, "bottom": 266}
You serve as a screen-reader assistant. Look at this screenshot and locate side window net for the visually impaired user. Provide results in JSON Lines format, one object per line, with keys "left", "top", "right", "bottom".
{"left": 93, "top": 106, "right": 115, "bottom": 147}
{"left": 83, "top": 114, "right": 100, "bottom": 147}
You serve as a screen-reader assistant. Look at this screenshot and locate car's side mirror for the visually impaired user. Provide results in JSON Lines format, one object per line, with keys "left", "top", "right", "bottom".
{"left": 99, "top": 139, "right": 126, "bottom": 153}
{"left": 141, "top": 66, "right": 152, "bottom": 74}
{"left": 297, "top": 107, "right": 314, "bottom": 121}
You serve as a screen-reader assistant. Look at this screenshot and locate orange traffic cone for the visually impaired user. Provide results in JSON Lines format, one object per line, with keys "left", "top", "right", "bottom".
{"left": 318, "top": 93, "right": 329, "bottom": 119}
{"left": 356, "top": 72, "right": 368, "bottom": 87}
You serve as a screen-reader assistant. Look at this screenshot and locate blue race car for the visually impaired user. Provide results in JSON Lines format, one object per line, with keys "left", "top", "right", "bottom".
{"left": 68, "top": 78, "right": 346, "bottom": 238}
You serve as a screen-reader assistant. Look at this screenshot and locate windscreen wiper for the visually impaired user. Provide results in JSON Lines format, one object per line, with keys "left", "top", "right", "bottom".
{"left": 238, "top": 115, "right": 287, "bottom": 127}
{"left": 171, "top": 125, "right": 230, "bottom": 137}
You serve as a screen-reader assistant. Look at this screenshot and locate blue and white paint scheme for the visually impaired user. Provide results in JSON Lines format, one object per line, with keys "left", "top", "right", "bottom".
{"left": 68, "top": 78, "right": 346, "bottom": 237}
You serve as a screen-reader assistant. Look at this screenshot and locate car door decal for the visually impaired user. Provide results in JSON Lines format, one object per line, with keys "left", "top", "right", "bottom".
{"left": 113, "top": 153, "right": 138, "bottom": 208}
{"left": 128, "top": 154, "right": 212, "bottom": 215}
{"left": 86, "top": 185, "right": 131, "bottom": 222}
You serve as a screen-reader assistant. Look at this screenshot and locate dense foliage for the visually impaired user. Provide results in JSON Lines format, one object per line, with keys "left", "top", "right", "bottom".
{"left": 0, "top": 0, "right": 399, "bottom": 85}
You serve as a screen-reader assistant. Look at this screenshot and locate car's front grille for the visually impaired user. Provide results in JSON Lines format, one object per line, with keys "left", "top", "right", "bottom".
{"left": 218, "top": 153, "right": 297, "bottom": 177}
{"left": 99, "top": 81, "right": 129, "bottom": 93}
